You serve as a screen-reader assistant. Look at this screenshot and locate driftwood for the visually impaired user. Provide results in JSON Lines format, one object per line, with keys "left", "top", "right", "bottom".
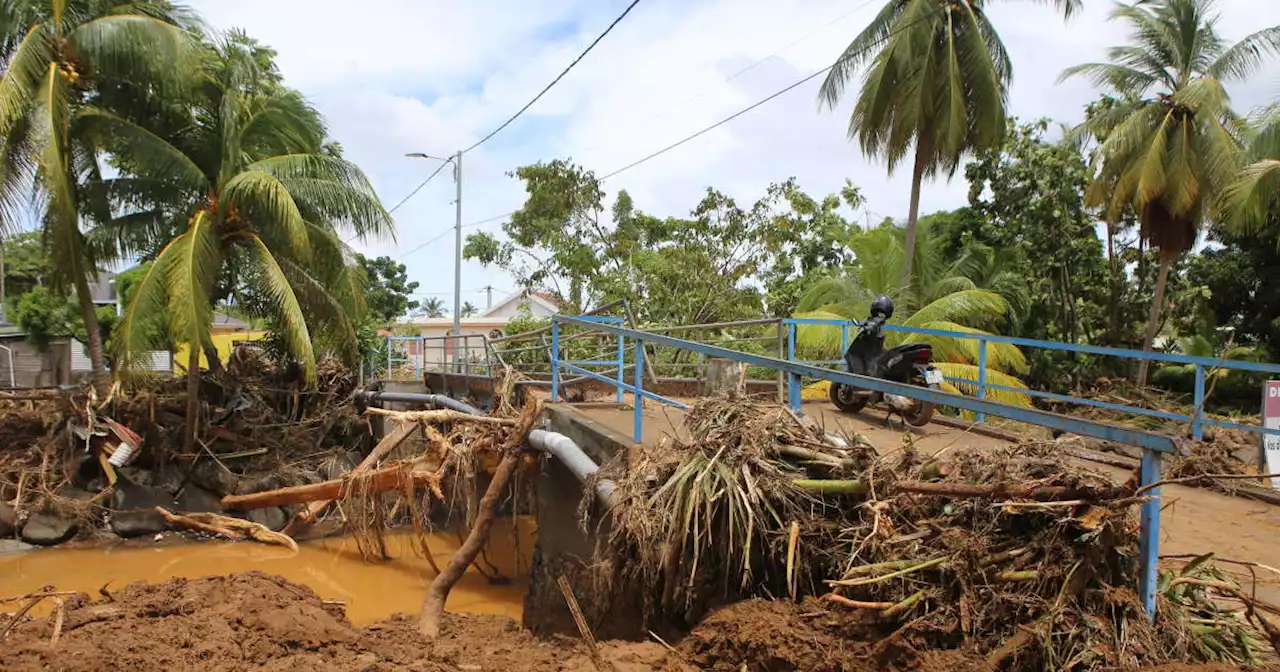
{"left": 281, "top": 420, "right": 421, "bottom": 536}
{"left": 222, "top": 464, "right": 443, "bottom": 510}
{"left": 419, "top": 400, "right": 540, "bottom": 639}
{"left": 365, "top": 407, "right": 518, "bottom": 426}
{"left": 157, "top": 508, "right": 299, "bottom": 552}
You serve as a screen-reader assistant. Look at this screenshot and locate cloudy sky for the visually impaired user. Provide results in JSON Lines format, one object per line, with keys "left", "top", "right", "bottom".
{"left": 188, "top": 0, "right": 1280, "bottom": 314}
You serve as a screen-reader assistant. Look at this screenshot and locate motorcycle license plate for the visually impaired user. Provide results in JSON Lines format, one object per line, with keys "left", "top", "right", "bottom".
{"left": 924, "top": 368, "right": 944, "bottom": 385}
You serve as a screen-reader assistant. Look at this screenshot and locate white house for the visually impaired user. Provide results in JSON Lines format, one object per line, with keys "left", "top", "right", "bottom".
{"left": 396, "top": 290, "right": 564, "bottom": 370}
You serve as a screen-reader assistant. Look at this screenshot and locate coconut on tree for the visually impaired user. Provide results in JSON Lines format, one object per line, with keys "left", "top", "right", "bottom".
{"left": 1063, "top": 0, "right": 1280, "bottom": 385}
{"left": 819, "top": 0, "right": 1080, "bottom": 287}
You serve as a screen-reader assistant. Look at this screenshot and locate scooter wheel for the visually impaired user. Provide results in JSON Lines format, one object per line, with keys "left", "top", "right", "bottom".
{"left": 829, "top": 383, "right": 867, "bottom": 414}
{"left": 901, "top": 383, "right": 939, "bottom": 427}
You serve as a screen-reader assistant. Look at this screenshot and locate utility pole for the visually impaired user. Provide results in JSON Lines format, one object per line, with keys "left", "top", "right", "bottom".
{"left": 452, "top": 150, "right": 463, "bottom": 371}
{"left": 483, "top": 285, "right": 494, "bottom": 310}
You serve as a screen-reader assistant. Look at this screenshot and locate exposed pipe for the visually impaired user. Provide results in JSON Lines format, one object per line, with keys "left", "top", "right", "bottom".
{"left": 360, "top": 389, "right": 617, "bottom": 509}
{"left": 528, "top": 429, "right": 616, "bottom": 509}
{"left": 360, "top": 390, "right": 484, "bottom": 416}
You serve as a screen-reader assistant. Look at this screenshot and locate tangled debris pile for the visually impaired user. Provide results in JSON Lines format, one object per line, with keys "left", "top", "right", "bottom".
{"left": 594, "top": 394, "right": 1280, "bottom": 669}
{"left": 0, "top": 345, "right": 370, "bottom": 546}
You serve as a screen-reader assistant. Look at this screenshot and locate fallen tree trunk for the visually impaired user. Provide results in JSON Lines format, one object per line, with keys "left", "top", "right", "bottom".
{"left": 419, "top": 452, "right": 520, "bottom": 639}
{"left": 792, "top": 478, "right": 1120, "bottom": 501}
{"left": 419, "top": 399, "right": 540, "bottom": 639}
{"left": 281, "top": 420, "right": 420, "bottom": 536}
{"left": 221, "top": 465, "right": 442, "bottom": 510}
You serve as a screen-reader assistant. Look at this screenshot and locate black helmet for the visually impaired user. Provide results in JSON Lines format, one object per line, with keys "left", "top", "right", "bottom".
{"left": 869, "top": 295, "right": 894, "bottom": 319}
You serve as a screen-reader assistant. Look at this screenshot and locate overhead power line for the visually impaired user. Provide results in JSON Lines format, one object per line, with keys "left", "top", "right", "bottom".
{"left": 387, "top": 159, "right": 451, "bottom": 215}
{"left": 398, "top": 4, "right": 936, "bottom": 260}
{"left": 598, "top": 8, "right": 937, "bottom": 181}
{"left": 462, "top": 0, "right": 643, "bottom": 154}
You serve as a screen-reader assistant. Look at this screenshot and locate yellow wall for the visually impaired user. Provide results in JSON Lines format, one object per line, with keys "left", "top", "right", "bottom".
{"left": 173, "top": 331, "right": 266, "bottom": 372}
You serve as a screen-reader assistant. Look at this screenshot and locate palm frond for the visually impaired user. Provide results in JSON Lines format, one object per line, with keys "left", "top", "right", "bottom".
{"left": 112, "top": 237, "right": 179, "bottom": 375}
{"left": 894, "top": 320, "right": 1028, "bottom": 374}
{"left": 275, "top": 255, "right": 360, "bottom": 363}
{"left": 243, "top": 233, "right": 316, "bottom": 382}
{"left": 934, "top": 361, "right": 1032, "bottom": 407}
{"left": 1208, "top": 26, "right": 1280, "bottom": 81}
{"left": 69, "top": 14, "right": 196, "bottom": 93}
{"left": 75, "top": 107, "right": 209, "bottom": 193}
{"left": 0, "top": 25, "right": 52, "bottom": 136}
{"left": 904, "top": 288, "right": 1008, "bottom": 331}
{"left": 792, "top": 309, "right": 854, "bottom": 358}
{"left": 221, "top": 169, "right": 311, "bottom": 258}
{"left": 166, "top": 210, "right": 219, "bottom": 358}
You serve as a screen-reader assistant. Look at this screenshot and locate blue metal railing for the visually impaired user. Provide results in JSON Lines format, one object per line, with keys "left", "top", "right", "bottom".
{"left": 385, "top": 336, "right": 425, "bottom": 380}
{"left": 549, "top": 315, "right": 1181, "bottom": 617}
{"left": 782, "top": 317, "right": 1280, "bottom": 440}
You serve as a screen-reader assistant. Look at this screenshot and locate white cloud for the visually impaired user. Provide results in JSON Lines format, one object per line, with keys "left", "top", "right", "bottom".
{"left": 186, "top": 0, "right": 1280, "bottom": 311}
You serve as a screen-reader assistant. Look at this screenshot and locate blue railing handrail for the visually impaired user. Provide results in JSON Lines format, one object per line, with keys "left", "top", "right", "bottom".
{"left": 783, "top": 317, "right": 1280, "bottom": 374}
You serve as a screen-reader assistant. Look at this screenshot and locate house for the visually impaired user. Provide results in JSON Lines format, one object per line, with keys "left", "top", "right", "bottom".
{"left": 398, "top": 289, "right": 564, "bottom": 370}
{"left": 0, "top": 321, "right": 73, "bottom": 387}
{"left": 173, "top": 311, "right": 266, "bottom": 372}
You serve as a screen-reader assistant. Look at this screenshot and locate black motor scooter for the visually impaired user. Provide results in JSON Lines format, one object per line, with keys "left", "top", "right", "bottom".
{"left": 828, "top": 297, "right": 944, "bottom": 427}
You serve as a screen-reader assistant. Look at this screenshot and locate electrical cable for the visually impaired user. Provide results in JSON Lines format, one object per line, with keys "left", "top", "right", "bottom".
{"left": 462, "top": 0, "right": 643, "bottom": 154}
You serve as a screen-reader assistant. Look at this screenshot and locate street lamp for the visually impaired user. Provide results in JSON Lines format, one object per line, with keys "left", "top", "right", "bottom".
{"left": 407, "top": 150, "right": 463, "bottom": 371}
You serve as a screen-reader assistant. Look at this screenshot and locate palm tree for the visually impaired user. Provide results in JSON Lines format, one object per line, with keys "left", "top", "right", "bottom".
{"left": 102, "top": 35, "right": 392, "bottom": 450}
{"left": 0, "top": 0, "right": 197, "bottom": 390}
{"left": 819, "top": 0, "right": 1080, "bottom": 286}
{"left": 794, "top": 221, "right": 1031, "bottom": 406}
{"left": 421, "top": 297, "right": 446, "bottom": 318}
{"left": 460, "top": 301, "right": 477, "bottom": 318}
{"left": 1062, "top": 0, "right": 1280, "bottom": 385}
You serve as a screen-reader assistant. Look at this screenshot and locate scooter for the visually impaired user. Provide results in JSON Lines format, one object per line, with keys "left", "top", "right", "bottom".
{"left": 828, "top": 298, "right": 944, "bottom": 427}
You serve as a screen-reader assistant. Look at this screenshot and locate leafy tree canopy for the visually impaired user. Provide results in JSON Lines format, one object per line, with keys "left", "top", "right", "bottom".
{"left": 356, "top": 254, "right": 420, "bottom": 323}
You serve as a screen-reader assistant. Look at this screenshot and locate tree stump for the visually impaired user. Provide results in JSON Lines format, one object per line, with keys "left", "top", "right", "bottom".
{"left": 702, "top": 357, "right": 746, "bottom": 396}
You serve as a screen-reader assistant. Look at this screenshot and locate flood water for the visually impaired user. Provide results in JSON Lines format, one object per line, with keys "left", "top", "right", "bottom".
{"left": 0, "top": 518, "right": 534, "bottom": 625}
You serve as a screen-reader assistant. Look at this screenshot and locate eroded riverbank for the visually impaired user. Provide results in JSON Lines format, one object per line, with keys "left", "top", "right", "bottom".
{"left": 0, "top": 523, "right": 533, "bottom": 625}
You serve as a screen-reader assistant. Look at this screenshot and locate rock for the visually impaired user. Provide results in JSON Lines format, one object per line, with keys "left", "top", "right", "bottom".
{"left": 0, "top": 538, "right": 35, "bottom": 555}
{"left": 110, "top": 478, "right": 177, "bottom": 538}
{"left": 320, "top": 451, "right": 361, "bottom": 481}
{"left": 244, "top": 506, "right": 288, "bottom": 532}
{"left": 0, "top": 501, "right": 15, "bottom": 537}
{"left": 176, "top": 485, "right": 224, "bottom": 514}
{"left": 189, "top": 459, "right": 241, "bottom": 497}
{"left": 21, "top": 510, "right": 78, "bottom": 546}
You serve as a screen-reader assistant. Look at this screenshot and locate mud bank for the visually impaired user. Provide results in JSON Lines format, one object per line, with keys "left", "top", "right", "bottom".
{"left": 3, "top": 573, "right": 1273, "bottom": 672}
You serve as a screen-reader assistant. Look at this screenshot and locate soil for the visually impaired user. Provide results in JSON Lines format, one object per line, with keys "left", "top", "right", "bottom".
{"left": 5, "top": 574, "right": 1266, "bottom": 672}
{"left": 0, "top": 572, "right": 673, "bottom": 672}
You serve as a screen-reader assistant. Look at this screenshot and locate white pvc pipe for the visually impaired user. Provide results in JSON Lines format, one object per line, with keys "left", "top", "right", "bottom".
{"left": 528, "top": 429, "right": 617, "bottom": 509}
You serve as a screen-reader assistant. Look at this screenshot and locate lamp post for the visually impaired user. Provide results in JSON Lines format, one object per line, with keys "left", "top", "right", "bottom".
{"left": 406, "top": 151, "right": 462, "bottom": 370}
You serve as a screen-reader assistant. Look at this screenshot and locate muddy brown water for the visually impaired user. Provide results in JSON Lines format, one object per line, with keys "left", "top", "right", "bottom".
{"left": 0, "top": 518, "right": 534, "bottom": 624}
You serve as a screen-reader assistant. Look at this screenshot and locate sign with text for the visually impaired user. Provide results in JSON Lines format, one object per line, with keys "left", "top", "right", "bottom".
{"left": 1265, "top": 381, "right": 1280, "bottom": 490}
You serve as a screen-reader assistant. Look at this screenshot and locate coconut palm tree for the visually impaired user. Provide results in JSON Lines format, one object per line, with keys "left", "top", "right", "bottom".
{"left": 819, "top": 0, "right": 1080, "bottom": 286}
{"left": 420, "top": 297, "right": 446, "bottom": 318}
{"left": 1062, "top": 0, "right": 1280, "bottom": 385}
{"left": 794, "top": 222, "right": 1031, "bottom": 406}
{"left": 99, "top": 36, "right": 392, "bottom": 450}
{"left": 0, "top": 0, "right": 198, "bottom": 389}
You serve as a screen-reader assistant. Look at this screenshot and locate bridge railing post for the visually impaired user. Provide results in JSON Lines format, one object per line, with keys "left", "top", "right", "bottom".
{"left": 976, "top": 338, "right": 988, "bottom": 424}
{"left": 634, "top": 340, "right": 645, "bottom": 443}
{"left": 1192, "top": 364, "right": 1205, "bottom": 439}
{"left": 1139, "top": 449, "right": 1162, "bottom": 619}
{"left": 616, "top": 332, "right": 626, "bottom": 404}
{"left": 551, "top": 320, "right": 561, "bottom": 403}
{"left": 787, "top": 321, "right": 800, "bottom": 411}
